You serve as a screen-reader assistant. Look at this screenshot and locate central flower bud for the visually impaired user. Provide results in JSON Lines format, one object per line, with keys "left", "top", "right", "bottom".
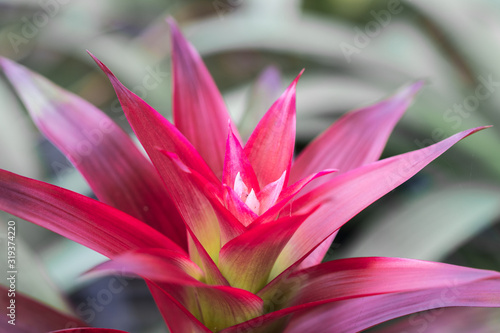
{"left": 234, "top": 172, "right": 260, "bottom": 214}
{"left": 230, "top": 171, "right": 287, "bottom": 217}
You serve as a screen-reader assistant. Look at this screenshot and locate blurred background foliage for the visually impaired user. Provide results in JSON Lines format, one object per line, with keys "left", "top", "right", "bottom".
{"left": 1, "top": 0, "right": 500, "bottom": 331}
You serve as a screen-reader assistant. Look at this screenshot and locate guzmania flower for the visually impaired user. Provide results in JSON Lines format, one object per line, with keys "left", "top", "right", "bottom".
{"left": 1, "top": 19, "right": 500, "bottom": 333}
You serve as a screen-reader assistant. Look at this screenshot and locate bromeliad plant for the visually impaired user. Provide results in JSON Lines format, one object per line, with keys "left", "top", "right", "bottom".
{"left": 1, "top": 19, "right": 500, "bottom": 333}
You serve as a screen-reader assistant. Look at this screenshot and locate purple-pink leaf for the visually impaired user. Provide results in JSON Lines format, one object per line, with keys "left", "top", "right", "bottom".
{"left": 86, "top": 248, "right": 204, "bottom": 283}
{"left": 272, "top": 127, "right": 489, "bottom": 278}
{"left": 239, "top": 66, "right": 283, "bottom": 141}
{"left": 290, "top": 81, "right": 424, "bottom": 183}
{"left": 244, "top": 71, "right": 302, "bottom": 188}
{"left": 0, "top": 170, "right": 184, "bottom": 258}
{"left": 368, "top": 307, "right": 500, "bottom": 333}
{"left": 89, "top": 52, "right": 222, "bottom": 261}
{"left": 288, "top": 82, "right": 424, "bottom": 269}
{"left": 221, "top": 257, "right": 500, "bottom": 333}
{"left": 283, "top": 284, "right": 500, "bottom": 333}
{"left": 0, "top": 57, "right": 187, "bottom": 250}
{"left": 168, "top": 18, "right": 240, "bottom": 178}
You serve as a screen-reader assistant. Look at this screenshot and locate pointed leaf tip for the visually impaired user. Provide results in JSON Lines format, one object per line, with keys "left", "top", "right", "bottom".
{"left": 0, "top": 56, "right": 13, "bottom": 70}
{"left": 168, "top": 15, "right": 239, "bottom": 179}
{"left": 459, "top": 125, "right": 490, "bottom": 137}
{"left": 290, "top": 79, "right": 427, "bottom": 193}
{"left": 289, "top": 69, "right": 304, "bottom": 91}
{"left": 166, "top": 17, "right": 181, "bottom": 35}
{"left": 166, "top": 16, "right": 176, "bottom": 24}
{"left": 276, "top": 125, "right": 491, "bottom": 274}
{"left": 87, "top": 52, "right": 115, "bottom": 78}
{"left": 245, "top": 73, "right": 300, "bottom": 187}
{"left": 0, "top": 57, "right": 25, "bottom": 77}
{"left": 0, "top": 57, "right": 32, "bottom": 88}
{"left": 396, "top": 80, "right": 425, "bottom": 100}
{"left": 281, "top": 70, "right": 303, "bottom": 103}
